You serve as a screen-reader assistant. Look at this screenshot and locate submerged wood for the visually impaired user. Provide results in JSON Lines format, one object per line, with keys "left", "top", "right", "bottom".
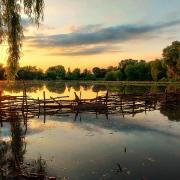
{"left": 0, "top": 90, "right": 179, "bottom": 123}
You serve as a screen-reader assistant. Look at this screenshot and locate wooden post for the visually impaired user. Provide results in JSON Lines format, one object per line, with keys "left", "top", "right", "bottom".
{"left": 38, "top": 97, "right": 40, "bottom": 118}
{"left": 144, "top": 93, "right": 147, "bottom": 113}
{"left": 120, "top": 94, "right": 123, "bottom": 110}
{"left": 165, "top": 89, "right": 167, "bottom": 103}
{"left": 0, "top": 91, "right": 2, "bottom": 127}
{"left": 22, "top": 89, "right": 24, "bottom": 111}
{"left": 80, "top": 91, "right": 82, "bottom": 100}
{"left": 132, "top": 97, "right": 135, "bottom": 117}
{"left": 43, "top": 91, "right": 46, "bottom": 123}
{"left": 24, "top": 87, "right": 28, "bottom": 113}
{"left": 105, "top": 91, "right": 108, "bottom": 105}
{"left": 96, "top": 91, "right": 98, "bottom": 102}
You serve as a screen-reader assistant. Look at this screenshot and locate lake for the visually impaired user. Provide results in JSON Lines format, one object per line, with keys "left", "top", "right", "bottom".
{"left": 0, "top": 81, "right": 180, "bottom": 180}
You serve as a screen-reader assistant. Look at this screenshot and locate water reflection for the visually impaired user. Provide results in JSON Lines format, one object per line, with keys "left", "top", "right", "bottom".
{"left": 0, "top": 81, "right": 179, "bottom": 180}
{"left": 0, "top": 114, "right": 47, "bottom": 179}
{"left": 160, "top": 105, "right": 180, "bottom": 121}
{"left": 46, "top": 81, "right": 66, "bottom": 94}
{"left": 0, "top": 81, "right": 179, "bottom": 95}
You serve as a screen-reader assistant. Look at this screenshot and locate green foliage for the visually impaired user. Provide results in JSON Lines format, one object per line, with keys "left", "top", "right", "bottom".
{"left": 92, "top": 67, "right": 107, "bottom": 79}
{"left": 0, "top": 0, "right": 44, "bottom": 79}
{"left": 163, "top": 41, "right": 180, "bottom": 78}
{"left": 65, "top": 68, "right": 73, "bottom": 80}
{"left": 81, "top": 69, "right": 95, "bottom": 80}
{"left": 115, "top": 70, "right": 124, "bottom": 80}
{"left": 118, "top": 59, "right": 138, "bottom": 71}
{"left": 71, "top": 68, "right": 81, "bottom": 80}
{"left": 17, "top": 66, "right": 44, "bottom": 80}
{"left": 150, "top": 59, "right": 166, "bottom": 81}
{"left": 46, "top": 65, "right": 66, "bottom": 80}
{"left": 105, "top": 71, "right": 117, "bottom": 81}
{"left": 122, "top": 60, "right": 151, "bottom": 81}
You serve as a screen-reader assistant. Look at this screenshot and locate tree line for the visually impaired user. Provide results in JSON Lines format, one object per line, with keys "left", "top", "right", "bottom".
{"left": 0, "top": 41, "right": 179, "bottom": 81}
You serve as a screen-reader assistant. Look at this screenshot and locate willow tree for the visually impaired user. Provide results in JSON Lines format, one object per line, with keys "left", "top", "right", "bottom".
{"left": 163, "top": 41, "right": 180, "bottom": 78}
{"left": 0, "top": 0, "right": 44, "bottom": 80}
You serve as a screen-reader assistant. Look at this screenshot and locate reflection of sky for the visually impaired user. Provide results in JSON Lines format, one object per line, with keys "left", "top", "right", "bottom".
{"left": 1, "top": 110, "right": 180, "bottom": 179}
{"left": 3, "top": 83, "right": 106, "bottom": 99}
{"left": 22, "top": 112, "right": 180, "bottom": 180}
{"left": 0, "top": 82, "right": 180, "bottom": 179}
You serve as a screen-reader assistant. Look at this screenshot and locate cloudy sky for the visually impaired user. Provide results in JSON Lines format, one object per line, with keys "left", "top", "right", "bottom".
{"left": 1, "top": 0, "right": 180, "bottom": 70}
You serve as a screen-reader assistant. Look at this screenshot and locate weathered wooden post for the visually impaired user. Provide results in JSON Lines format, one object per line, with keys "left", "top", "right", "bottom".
{"left": 96, "top": 91, "right": 98, "bottom": 102}
{"left": 132, "top": 97, "right": 135, "bottom": 117}
{"left": 105, "top": 91, "right": 108, "bottom": 105}
{"left": 38, "top": 97, "right": 40, "bottom": 118}
{"left": 144, "top": 93, "right": 147, "bottom": 113}
{"left": 0, "top": 91, "right": 3, "bottom": 127}
{"left": 165, "top": 89, "right": 168, "bottom": 103}
{"left": 24, "top": 86, "right": 28, "bottom": 114}
{"left": 43, "top": 91, "right": 46, "bottom": 123}
{"left": 22, "top": 89, "right": 25, "bottom": 111}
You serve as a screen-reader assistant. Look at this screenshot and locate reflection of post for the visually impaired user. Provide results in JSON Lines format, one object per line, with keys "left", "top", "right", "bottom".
{"left": 105, "top": 111, "right": 109, "bottom": 120}
{"left": 74, "top": 111, "right": 79, "bottom": 121}
{"left": 144, "top": 93, "right": 147, "bottom": 113}
{"left": 0, "top": 91, "right": 2, "bottom": 127}
{"left": 22, "top": 89, "right": 25, "bottom": 112}
{"left": 38, "top": 97, "right": 40, "bottom": 118}
{"left": 153, "top": 94, "right": 157, "bottom": 109}
{"left": 24, "top": 87, "right": 28, "bottom": 113}
{"left": 43, "top": 91, "right": 46, "bottom": 123}
{"left": 165, "top": 89, "right": 167, "bottom": 103}
{"left": 132, "top": 97, "right": 135, "bottom": 117}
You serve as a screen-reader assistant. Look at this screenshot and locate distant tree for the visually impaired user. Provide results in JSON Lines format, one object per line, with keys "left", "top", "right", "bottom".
{"left": 118, "top": 59, "right": 138, "bottom": 70}
{"left": 46, "top": 65, "right": 66, "bottom": 80}
{"left": 150, "top": 59, "right": 167, "bottom": 81}
{"left": 65, "top": 68, "right": 73, "bottom": 80}
{"left": 105, "top": 71, "right": 117, "bottom": 81}
{"left": 0, "top": 0, "right": 44, "bottom": 79}
{"left": 92, "top": 67, "right": 107, "bottom": 79}
{"left": 163, "top": 41, "right": 180, "bottom": 78}
{"left": 107, "top": 66, "right": 117, "bottom": 71}
{"left": 134, "top": 60, "right": 152, "bottom": 81}
{"left": 81, "top": 69, "right": 95, "bottom": 80}
{"left": 118, "top": 59, "right": 138, "bottom": 79}
{"left": 71, "top": 68, "right": 81, "bottom": 80}
{"left": 17, "top": 66, "right": 44, "bottom": 80}
{"left": 124, "top": 64, "right": 136, "bottom": 81}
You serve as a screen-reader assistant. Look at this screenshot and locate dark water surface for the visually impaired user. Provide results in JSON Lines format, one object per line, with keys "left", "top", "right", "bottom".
{"left": 0, "top": 81, "right": 180, "bottom": 180}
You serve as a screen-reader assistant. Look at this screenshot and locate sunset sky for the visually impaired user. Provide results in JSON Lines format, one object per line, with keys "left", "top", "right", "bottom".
{"left": 1, "top": 0, "right": 180, "bottom": 71}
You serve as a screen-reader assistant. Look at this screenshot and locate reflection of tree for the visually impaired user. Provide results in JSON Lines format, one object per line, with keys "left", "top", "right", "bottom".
{"left": 65, "top": 82, "right": 81, "bottom": 91}
{"left": 10, "top": 121, "right": 26, "bottom": 172}
{"left": 0, "top": 81, "right": 44, "bottom": 94}
{"left": 0, "top": 121, "right": 26, "bottom": 177}
{"left": 160, "top": 105, "right": 180, "bottom": 121}
{"left": 71, "top": 83, "right": 81, "bottom": 91}
{"left": 166, "top": 84, "right": 180, "bottom": 92}
{"left": 0, "top": 115, "right": 47, "bottom": 178}
{"left": 81, "top": 84, "right": 92, "bottom": 91}
{"left": 92, "top": 85, "right": 107, "bottom": 92}
{"left": 46, "top": 81, "right": 66, "bottom": 94}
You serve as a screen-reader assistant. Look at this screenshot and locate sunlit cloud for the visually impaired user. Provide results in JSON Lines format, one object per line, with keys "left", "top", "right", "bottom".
{"left": 47, "top": 45, "right": 121, "bottom": 56}
{"left": 25, "top": 19, "right": 180, "bottom": 56}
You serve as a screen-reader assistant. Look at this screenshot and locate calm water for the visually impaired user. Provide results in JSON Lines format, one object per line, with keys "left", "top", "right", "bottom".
{"left": 0, "top": 81, "right": 180, "bottom": 180}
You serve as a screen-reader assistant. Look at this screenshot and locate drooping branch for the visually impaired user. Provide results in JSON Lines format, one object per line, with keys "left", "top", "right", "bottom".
{"left": 0, "top": 0, "right": 44, "bottom": 80}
